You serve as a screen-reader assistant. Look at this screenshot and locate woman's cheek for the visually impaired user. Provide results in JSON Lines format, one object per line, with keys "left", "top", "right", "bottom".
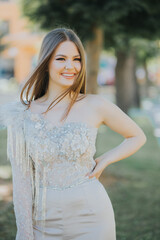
{"left": 53, "top": 62, "right": 64, "bottom": 69}
{"left": 75, "top": 62, "right": 81, "bottom": 72}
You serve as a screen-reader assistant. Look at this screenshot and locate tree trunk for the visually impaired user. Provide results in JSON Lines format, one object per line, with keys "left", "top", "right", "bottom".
{"left": 115, "top": 49, "right": 140, "bottom": 113}
{"left": 143, "top": 60, "right": 150, "bottom": 98}
{"left": 85, "top": 27, "right": 103, "bottom": 93}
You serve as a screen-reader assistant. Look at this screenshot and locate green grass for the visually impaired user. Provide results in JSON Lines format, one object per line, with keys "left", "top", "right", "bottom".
{"left": 0, "top": 116, "right": 159, "bottom": 240}
{"left": 95, "top": 117, "right": 160, "bottom": 240}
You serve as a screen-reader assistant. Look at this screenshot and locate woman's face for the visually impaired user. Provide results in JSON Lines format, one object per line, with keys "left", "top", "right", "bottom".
{"left": 48, "top": 41, "right": 82, "bottom": 88}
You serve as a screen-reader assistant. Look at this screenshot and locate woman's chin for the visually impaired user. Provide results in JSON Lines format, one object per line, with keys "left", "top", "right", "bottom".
{"left": 60, "top": 79, "right": 75, "bottom": 87}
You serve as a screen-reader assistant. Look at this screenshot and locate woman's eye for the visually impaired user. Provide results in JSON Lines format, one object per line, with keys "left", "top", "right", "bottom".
{"left": 56, "top": 58, "right": 65, "bottom": 61}
{"left": 55, "top": 58, "right": 81, "bottom": 61}
{"left": 74, "top": 58, "right": 81, "bottom": 61}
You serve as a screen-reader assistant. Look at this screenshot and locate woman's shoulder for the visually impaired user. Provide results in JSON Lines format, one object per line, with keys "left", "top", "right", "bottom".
{"left": 86, "top": 93, "right": 114, "bottom": 107}
{"left": 86, "top": 93, "right": 106, "bottom": 101}
{"left": 0, "top": 100, "right": 27, "bottom": 127}
{"left": 0, "top": 99, "right": 27, "bottom": 113}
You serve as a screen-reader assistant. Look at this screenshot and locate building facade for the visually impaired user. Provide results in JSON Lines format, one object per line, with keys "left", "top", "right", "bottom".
{"left": 0, "top": 0, "right": 43, "bottom": 83}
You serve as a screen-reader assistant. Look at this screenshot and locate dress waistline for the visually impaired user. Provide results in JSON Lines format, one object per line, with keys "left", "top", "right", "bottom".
{"left": 39, "top": 176, "right": 98, "bottom": 191}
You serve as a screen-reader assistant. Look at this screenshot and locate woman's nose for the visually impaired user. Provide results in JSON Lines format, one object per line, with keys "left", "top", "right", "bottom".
{"left": 65, "top": 60, "right": 74, "bottom": 69}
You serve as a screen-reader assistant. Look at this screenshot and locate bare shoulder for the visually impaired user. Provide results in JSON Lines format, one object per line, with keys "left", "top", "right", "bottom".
{"left": 86, "top": 93, "right": 116, "bottom": 112}
{"left": 85, "top": 93, "right": 124, "bottom": 126}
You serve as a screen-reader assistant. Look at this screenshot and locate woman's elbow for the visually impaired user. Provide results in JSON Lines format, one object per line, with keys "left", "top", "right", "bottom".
{"left": 138, "top": 132, "right": 147, "bottom": 146}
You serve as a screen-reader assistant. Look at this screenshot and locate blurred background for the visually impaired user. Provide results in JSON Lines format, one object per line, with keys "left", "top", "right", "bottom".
{"left": 0, "top": 0, "right": 160, "bottom": 239}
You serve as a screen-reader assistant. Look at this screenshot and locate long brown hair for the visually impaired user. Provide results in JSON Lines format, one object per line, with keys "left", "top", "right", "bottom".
{"left": 20, "top": 27, "right": 87, "bottom": 122}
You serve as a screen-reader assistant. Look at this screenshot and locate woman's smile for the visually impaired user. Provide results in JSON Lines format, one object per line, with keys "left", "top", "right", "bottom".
{"left": 61, "top": 72, "right": 77, "bottom": 79}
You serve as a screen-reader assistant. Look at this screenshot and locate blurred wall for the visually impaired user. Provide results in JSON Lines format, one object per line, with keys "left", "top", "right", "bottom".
{"left": 0, "top": 0, "right": 42, "bottom": 83}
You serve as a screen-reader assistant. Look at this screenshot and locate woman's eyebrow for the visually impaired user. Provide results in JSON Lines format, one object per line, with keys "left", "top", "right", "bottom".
{"left": 55, "top": 54, "right": 80, "bottom": 57}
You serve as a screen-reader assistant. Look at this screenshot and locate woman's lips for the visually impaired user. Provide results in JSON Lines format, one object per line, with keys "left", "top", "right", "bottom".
{"left": 61, "top": 73, "right": 76, "bottom": 79}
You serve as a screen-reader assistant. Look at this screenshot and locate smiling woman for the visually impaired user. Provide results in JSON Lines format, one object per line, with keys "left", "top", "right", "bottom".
{"left": 48, "top": 41, "right": 81, "bottom": 86}
{"left": 20, "top": 28, "right": 87, "bottom": 123}
{"left": 0, "top": 27, "right": 146, "bottom": 240}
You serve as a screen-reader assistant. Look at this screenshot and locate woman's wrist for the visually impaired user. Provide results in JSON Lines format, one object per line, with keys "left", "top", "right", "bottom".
{"left": 96, "top": 155, "right": 111, "bottom": 169}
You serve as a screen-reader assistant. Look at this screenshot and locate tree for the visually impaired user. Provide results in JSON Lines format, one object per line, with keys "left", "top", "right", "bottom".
{"left": 135, "top": 40, "right": 159, "bottom": 98}
{"left": 104, "top": 1, "right": 160, "bottom": 112}
{"left": 21, "top": 0, "right": 160, "bottom": 112}
{"left": 115, "top": 45, "right": 140, "bottom": 113}
{"left": 20, "top": 0, "right": 142, "bottom": 94}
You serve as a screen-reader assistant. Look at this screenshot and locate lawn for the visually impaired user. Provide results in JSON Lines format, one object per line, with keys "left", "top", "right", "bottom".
{"left": 0, "top": 115, "right": 159, "bottom": 240}
{"left": 95, "top": 116, "right": 160, "bottom": 240}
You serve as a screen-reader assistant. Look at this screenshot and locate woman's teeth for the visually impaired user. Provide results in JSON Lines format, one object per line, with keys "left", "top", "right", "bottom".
{"left": 62, "top": 74, "right": 75, "bottom": 77}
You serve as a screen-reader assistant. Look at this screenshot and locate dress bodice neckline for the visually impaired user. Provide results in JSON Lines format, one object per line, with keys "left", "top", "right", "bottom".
{"left": 25, "top": 107, "right": 99, "bottom": 132}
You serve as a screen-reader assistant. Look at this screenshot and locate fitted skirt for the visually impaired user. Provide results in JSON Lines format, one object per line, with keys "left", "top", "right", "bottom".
{"left": 33, "top": 177, "right": 116, "bottom": 240}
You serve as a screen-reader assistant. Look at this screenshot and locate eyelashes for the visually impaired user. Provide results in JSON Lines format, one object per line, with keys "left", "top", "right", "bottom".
{"left": 56, "top": 58, "right": 81, "bottom": 62}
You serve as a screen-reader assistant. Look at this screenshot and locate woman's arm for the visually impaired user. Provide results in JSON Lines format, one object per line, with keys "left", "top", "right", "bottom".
{"left": 11, "top": 156, "right": 34, "bottom": 240}
{"left": 87, "top": 95, "right": 146, "bottom": 179}
{"left": 0, "top": 102, "right": 34, "bottom": 239}
{"left": 8, "top": 125, "right": 34, "bottom": 240}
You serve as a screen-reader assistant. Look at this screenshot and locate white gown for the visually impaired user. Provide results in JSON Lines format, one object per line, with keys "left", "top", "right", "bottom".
{"left": 0, "top": 100, "right": 116, "bottom": 240}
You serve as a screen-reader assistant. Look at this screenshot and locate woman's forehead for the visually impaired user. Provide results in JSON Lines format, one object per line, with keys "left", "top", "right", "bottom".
{"left": 54, "top": 41, "right": 80, "bottom": 57}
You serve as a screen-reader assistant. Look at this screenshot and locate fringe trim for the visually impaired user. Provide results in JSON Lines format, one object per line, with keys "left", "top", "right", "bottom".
{"left": 7, "top": 121, "right": 47, "bottom": 240}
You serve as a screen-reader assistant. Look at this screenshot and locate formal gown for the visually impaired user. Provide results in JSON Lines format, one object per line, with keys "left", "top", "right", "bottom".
{"left": 0, "top": 100, "right": 116, "bottom": 240}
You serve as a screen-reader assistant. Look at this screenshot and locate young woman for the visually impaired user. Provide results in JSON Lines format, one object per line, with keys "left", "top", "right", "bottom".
{"left": 0, "top": 28, "right": 146, "bottom": 240}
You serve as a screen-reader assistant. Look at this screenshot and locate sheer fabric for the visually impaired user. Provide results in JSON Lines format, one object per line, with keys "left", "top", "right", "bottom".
{"left": 0, "top": 101, "right": 98, "bottom": 240}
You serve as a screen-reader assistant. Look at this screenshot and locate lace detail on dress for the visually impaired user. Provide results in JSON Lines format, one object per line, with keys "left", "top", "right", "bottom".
{"left": 0, "top": 100, "right": 99, "bottom": 240}
{"left": 25, "top": 109, "right": 98, "bottom": 189}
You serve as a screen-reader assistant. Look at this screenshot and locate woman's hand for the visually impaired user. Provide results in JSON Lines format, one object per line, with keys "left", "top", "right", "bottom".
{"left": 85, "top": 158, "right": 106, "bottom": 180}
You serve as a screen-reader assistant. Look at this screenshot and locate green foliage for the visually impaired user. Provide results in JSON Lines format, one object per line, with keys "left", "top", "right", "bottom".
{"left": 131, "top": 39, "right": 160, "bottom": 65}
{"left": 20, "top": 0, "right": 160, "bottom": 58}
{"left": 20, "top": 0, "right": 160, "bottom": 54}
{"left": 103, "top": 0, "right": 160, "bottom": 52}
{"left": 20, "top": 0, "right": 144, "bottom": 42}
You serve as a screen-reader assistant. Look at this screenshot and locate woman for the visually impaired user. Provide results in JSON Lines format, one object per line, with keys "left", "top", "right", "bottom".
{"left": 0, "top": 28, "right": 146, "bottom": 240}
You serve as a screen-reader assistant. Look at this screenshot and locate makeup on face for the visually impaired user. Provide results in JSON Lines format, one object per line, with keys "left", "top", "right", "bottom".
{"left": 48, "top": 41, "right": 82, "bottom": 86}
{"left": 55, "top": 54, "right": 81, "bottom": 79}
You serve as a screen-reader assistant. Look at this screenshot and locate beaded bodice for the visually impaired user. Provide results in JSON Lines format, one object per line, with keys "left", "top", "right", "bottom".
{"left": 0, "top": 100, "right": 99, "bottom": 239}
{"left": 24, "top": 109, "right": 98, "bottom": 189}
